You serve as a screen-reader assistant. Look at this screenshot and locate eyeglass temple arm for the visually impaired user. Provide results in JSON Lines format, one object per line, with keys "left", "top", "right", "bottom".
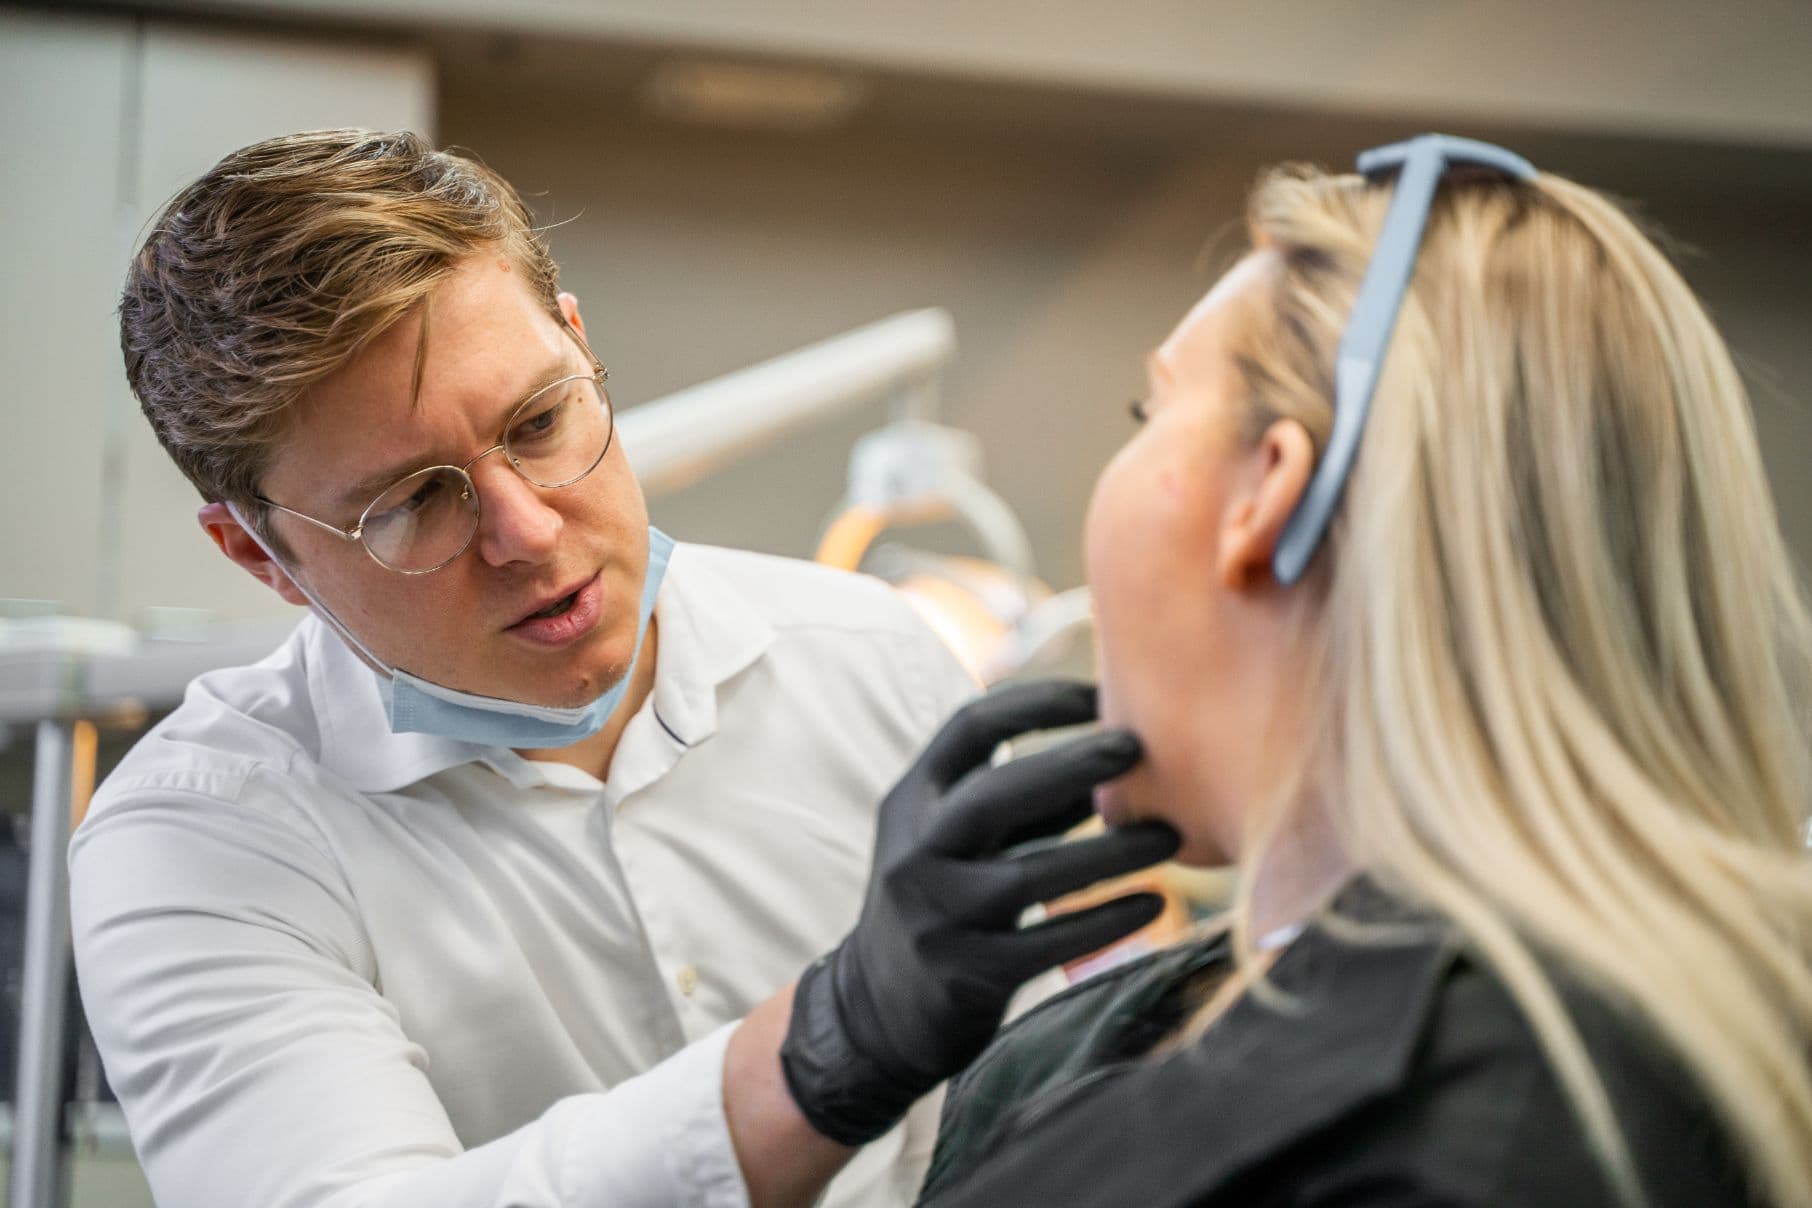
{"left": 257, "top": 497, "right": 363, "bottom": 543}
{"left": 560, "top": 315, "right": 608, "bottom": 377}
{"left": 1271, "top": 134, "right": 1536, "bottom": 586}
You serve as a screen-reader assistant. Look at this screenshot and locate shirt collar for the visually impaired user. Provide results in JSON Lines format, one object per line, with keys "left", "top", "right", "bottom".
{"left": 638, "top": 542, "right": 774, "bottom": 748}
{"left": 306, "top": 542, "right": 776, "bottom": 795}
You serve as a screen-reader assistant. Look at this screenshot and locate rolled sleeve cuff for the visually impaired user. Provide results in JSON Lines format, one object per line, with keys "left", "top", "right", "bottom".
{"left": 561, "top": 1024, "right": 749, "bottom": 1208}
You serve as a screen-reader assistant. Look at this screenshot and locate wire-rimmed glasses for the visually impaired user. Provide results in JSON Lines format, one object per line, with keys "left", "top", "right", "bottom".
{"left": 258, "top": 357, "right": 614, "bottom": 574}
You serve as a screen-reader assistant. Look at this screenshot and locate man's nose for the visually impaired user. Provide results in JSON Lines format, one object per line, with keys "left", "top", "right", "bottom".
{"left": 470, "top": 451, "right": 561, "bottom": 566}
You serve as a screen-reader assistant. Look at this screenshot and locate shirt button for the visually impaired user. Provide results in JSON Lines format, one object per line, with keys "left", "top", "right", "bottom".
{"left": 675, "top": 965, "right": 699, "bottom": 997}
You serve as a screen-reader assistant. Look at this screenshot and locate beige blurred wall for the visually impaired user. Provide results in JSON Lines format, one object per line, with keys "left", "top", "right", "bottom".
{"left": 5, "top": 3, "right": 1811, "bottom": 616}
{"left": 437, "top": 72, "right": 1812, "bottom": 590}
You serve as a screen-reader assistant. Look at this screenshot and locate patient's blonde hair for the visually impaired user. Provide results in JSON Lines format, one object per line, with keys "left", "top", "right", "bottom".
{"left": 1228, "top": 162, "right": 1812, "bottom": 1205}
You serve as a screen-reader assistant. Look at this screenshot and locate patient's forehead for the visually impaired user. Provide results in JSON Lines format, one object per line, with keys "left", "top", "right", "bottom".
{"left": 1154, "top": 250, "right": 1278, "bottom": 389}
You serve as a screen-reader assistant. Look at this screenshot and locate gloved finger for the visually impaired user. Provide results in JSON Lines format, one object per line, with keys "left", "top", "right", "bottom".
{"left": 999, "top": 891, "right": 1169, "bottom": 978}
{"left": 920, "top": 679, "right": 1099, "bottom": 787}
{"left": 970, "top": 822, "right": 1181, "bottom": 920}
{"left": 929, "top": 729, "right": 1141, "bottom": 856}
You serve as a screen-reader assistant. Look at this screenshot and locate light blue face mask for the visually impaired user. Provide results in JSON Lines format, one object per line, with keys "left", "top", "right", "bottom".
{"left": 381, "top": 527, "right": 674, "bottom": 747}
{"left": 230, "top": 503, "right": 674, "bottom": 748}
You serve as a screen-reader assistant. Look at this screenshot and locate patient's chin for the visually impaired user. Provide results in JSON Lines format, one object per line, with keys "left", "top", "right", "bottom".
{"left": 1171, "top": 830, "right": 1232, "bottom": 870}
{"left": 1093, "top": 779, "right": 1149, "bottom": 831}
{"left": 1092, "top": 782, "right": 1124, "bottom": 827}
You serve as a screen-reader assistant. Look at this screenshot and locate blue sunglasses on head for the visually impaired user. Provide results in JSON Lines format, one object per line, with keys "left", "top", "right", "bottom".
{"left": 1271, "top": 133, "right": 1537, "bottom": 586}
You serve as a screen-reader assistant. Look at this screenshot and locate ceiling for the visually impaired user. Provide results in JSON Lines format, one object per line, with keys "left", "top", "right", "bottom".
{"left": 75, "top": 0, "right": 1812, "bottom": 150}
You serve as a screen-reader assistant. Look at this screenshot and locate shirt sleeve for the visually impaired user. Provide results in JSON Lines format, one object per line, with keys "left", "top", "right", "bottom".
{"left": 69, "top": 781, "right": 750, "bottom": 1208}
{"left": 892, "top": 604, "right": 983, "bottom": 738}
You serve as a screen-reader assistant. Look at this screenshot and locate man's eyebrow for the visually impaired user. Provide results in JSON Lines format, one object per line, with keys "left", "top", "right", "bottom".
{"left": 332, "top": 351, "right": 576, "bottom": 513}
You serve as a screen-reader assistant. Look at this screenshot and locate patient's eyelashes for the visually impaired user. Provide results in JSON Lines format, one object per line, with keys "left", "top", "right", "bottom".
{"left": 1128, "top": 398, "right": 1150, "bottom": 424}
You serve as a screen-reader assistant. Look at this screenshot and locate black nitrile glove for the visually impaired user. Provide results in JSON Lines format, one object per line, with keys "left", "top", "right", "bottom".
{"left": 780, "top": 679, "right": 1181, "bottom": 1146}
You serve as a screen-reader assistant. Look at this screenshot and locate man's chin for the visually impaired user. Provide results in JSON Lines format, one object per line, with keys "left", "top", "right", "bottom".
{"left": 538, "top": 649, "right": 636, "bottom": 710}
{"left": 499, "top": 664, "right": 627, "bottom": 712}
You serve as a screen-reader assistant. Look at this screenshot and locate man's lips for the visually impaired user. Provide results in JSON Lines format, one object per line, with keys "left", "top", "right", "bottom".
{"left": 504, "top": 571, "right": 601, "bottom": 631}
{"left": 501, "top": 572, "right": 607, "bottom": 649}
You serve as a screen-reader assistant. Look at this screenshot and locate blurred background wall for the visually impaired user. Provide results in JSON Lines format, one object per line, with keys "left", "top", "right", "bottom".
{"left": 4, "top": 0, "right": 1811, "bottom": 615}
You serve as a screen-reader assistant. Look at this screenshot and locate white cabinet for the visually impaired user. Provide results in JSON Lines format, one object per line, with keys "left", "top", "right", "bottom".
{"left": 0, "top": 9, "right": 432, "bottom": 622}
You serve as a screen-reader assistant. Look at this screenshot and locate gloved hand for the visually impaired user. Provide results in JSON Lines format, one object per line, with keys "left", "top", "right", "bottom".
{"left": 780, "top": 679, "right": 1181, "bottom": 1146}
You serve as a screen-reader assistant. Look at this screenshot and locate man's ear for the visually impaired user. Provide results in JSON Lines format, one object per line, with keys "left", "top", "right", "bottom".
{"left": 1218, "top": 418, "right": 1316, "bottom": 591}
{"left": 557, "top": 291, "right": 586, "bottom": 340}
{"left": 198, "top": 502, "right": 309, "bottom": 607}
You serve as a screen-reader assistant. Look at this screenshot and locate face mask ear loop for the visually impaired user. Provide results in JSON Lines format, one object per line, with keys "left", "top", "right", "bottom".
{"left": 225, "top": 501, "right": 398, "bottom": 680}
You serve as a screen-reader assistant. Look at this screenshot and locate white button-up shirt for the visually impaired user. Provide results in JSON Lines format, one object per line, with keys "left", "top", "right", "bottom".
{"left": 70, "top": 543, "right": 979, "bottom": 1208}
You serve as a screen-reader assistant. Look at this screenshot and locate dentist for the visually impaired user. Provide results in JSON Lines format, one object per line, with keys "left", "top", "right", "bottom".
{"left": 72, "top": 128, "right": 1176, "bottom": 1208}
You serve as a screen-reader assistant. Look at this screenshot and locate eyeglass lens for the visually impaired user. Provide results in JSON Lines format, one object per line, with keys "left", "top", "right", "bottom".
{"left": 360, "top": 373, "right": 612, "bottom": 571}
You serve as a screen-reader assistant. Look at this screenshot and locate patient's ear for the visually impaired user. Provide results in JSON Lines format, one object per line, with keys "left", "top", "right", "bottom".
{"left": 1218, "top": 418, "right": 1314, "bottom": 591}
{"left": 198, "top": 502, "right": 309, "bottom": 607}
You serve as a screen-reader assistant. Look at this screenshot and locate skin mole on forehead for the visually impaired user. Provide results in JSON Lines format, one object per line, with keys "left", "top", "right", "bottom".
{"left": 496, "top": 257, "right": 512, "bottom": 273}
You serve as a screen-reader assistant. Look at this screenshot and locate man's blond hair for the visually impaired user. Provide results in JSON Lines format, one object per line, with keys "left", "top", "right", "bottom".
{"left": 120, "top": 129, "right": 562, "bottom": 545}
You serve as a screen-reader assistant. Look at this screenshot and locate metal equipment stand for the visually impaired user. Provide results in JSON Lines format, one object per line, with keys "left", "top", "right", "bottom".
{"left": 9, "top": 721, "right": 73, "bottom": 1208}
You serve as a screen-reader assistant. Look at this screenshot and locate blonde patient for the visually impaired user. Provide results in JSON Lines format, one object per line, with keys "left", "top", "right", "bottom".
{"left": 920, "top": 141, "right": 1812, "bottom": 1206}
